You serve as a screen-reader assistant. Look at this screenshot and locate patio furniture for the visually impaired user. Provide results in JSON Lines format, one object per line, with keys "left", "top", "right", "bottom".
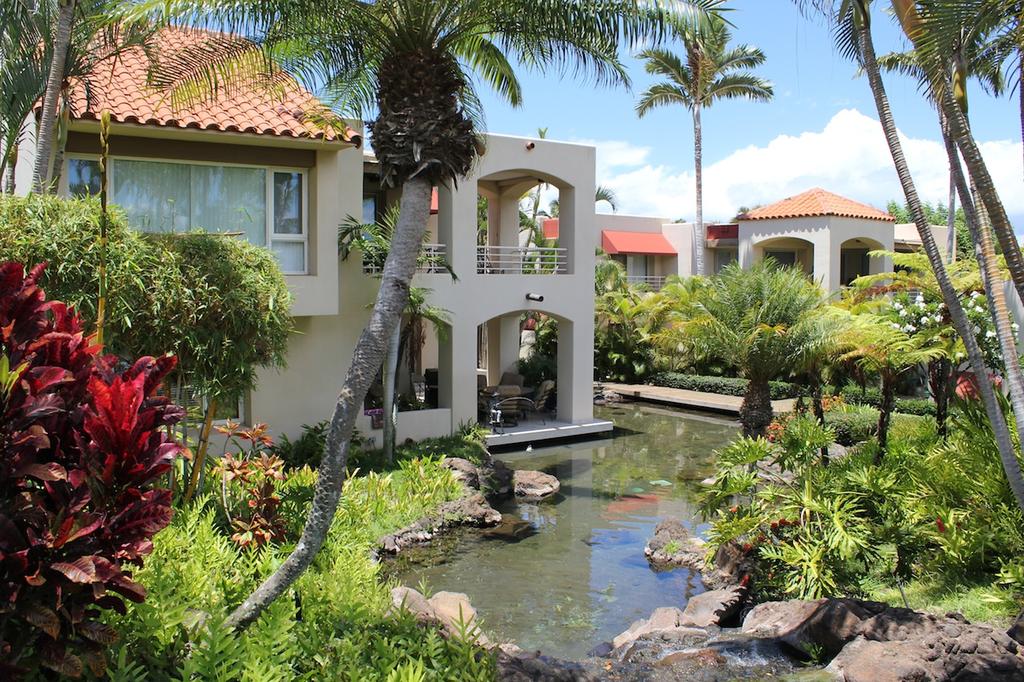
{"left": 524, "top": 380, "right": 555, "bottom": 422}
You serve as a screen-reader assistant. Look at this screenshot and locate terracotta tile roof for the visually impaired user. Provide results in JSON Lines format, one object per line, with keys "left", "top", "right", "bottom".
{"left": 739, "top": 188, "right": 894, "bottom": 222}
{"left": 61, "top": 27, "right": 360, "bottom": 145}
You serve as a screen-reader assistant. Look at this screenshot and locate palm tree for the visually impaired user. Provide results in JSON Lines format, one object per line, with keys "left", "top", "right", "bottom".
{"left": 32, "top": 0, "right": 77, "bottom": 193}
{"left": 636, "top": 14, "right": 773, "bottom": 276}
{"left": 126, "top": 0, "right": 721, "bottom": 630}
{"left": 654, "top": 260, "right": 828, "bottom": 437}
{"left": 840, "top": 315, "right": 943, "bottom": 456}
{"left": 795, "top": 0, "right": 1024, "bottom": 513}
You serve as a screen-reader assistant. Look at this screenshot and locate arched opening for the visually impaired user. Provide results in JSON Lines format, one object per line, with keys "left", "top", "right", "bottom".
{"left": 475, "top": 168, "right": 574, "bottom": 275}
{"left": 475, "top": 310, "right": 569, "bottom": 430}
{"left": 753, "top": 236, "right": 814, "bottom": 276}
{"left": 840, "top": 237, "right": 885, "bottom": 286}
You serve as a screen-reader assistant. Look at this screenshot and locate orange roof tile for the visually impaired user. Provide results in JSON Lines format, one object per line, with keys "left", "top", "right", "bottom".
{"left": 739, "top": 188, "right": 894, "bottom": 222}
{"left": 61, "top": 27, "right": 360, "bottom": 145}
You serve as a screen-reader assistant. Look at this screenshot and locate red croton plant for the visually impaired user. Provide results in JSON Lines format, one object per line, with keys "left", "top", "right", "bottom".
{"left": 0, "top": 263, "right": 181, "bottom": 677}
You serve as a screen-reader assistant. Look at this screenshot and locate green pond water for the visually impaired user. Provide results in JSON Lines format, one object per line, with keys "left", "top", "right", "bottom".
{"left": 392, "top": 403, "right": 740, "bottom": 661}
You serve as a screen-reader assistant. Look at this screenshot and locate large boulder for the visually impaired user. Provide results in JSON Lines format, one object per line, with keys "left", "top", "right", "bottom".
{"left": 439, "top": 492, "right": 502, "bottom": 526}
{"left": 513, "top": 469, "right": 560, "bottom": 500}
{"left": 682, "top": 585, "right": 747, "bottom": 627}
{"left": 743, "top": 597, "right": 1024, "bottom": 681}
{"left": 828, "top": 629, "right": 1024, "bottom": 681}
{"left": 442, "top": 457, "right": 480, "bottom": 489}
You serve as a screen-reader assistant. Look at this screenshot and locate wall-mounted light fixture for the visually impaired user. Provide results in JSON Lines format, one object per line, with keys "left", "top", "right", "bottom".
{"left": 526, "top": 293, "right": 544, "bottom": 303}
{"left": 525, "top": 141, "right": 536, "bottom": 151}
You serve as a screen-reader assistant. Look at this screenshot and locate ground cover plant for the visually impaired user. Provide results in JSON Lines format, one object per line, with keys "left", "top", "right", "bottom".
{"left": 0, "top": 263, "right": 180, "bottom": 678}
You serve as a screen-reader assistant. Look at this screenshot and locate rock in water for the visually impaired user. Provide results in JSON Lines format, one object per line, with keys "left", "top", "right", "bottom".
{"left": 482, "top": 514, "right": 536, "bottom": 542}
{"left": 512, "top": 469, "right": 560, "bottom": 500}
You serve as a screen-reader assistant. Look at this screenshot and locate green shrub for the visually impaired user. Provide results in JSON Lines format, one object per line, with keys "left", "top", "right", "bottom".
{"left": 649, "top": 372, "right": 800, "bottom": 400}
{"left": 107, "top": 458, "right": 494, "bottom": 680}
{"left": 825, "top": 406, "right": 934, "bottom": 446}
{"left": 352, "top": 433, "right": 490, "bottom": 472}
{"left": 839, "top": 384, "right": 936, "bottom": 417}
{"left": 0, "top": 194, "right": 293, "bottom": 407}
{"left": 273, "top": 421, "right": 329, "bottom": 470}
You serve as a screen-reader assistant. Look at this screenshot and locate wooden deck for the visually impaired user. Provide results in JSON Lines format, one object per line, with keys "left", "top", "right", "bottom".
{"left": 597, "top": 382, "right": 796, "bottom": 416}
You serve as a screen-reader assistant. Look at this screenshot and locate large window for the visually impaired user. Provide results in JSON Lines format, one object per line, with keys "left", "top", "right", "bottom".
{"left": 67, "top": 157, "right": 308, "bottom": 274}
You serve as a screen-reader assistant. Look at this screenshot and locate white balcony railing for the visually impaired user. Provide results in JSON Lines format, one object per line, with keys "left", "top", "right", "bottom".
{"left": 477, "top": 245, "right": 568, "bottom": 275}
{"left": 363, "top": 243, "right": 449, "bottom": 275}
{"left": 626, "top": 275, "right": 667, "bottom": 290}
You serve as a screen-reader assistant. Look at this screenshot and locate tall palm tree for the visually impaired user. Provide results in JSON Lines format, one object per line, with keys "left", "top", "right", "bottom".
{"left": 32, "top": 0, "right": 76, "bottom": 193}
{"left": 796, "top": 0, "right": 1024, "bottom": 513}
{"left": 636, "top": 14, "right": 773, "bottom": 276}
{"left": 654, "top": 260, "right": 828, "bottom": 437}
{"left": 125, "top": 0, "right": 721, "bottom": 630}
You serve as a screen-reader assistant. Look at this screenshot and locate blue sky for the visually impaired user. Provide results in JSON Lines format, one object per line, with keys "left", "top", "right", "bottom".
{"left": 472, "top": 0, "right": 1024, "bottom": 226}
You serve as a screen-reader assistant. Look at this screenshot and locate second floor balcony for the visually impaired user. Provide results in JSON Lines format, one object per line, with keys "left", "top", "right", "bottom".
{"left": 476, "top": 245, "right": 568, "bottom": 275}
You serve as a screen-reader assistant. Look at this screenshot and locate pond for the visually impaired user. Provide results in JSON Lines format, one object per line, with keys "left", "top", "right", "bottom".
{"left": 392, "top": 402, "right": 740, "bottom": 660}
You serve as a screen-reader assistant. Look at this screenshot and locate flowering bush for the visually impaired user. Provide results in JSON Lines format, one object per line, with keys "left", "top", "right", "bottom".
{"left": 888, "top": 290, "right": 1011, "bottom": 370}
{"left": 0, "top": 263, "right": 180, "bottom": 677}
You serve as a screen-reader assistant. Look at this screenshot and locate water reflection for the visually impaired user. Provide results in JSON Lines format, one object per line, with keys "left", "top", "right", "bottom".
{"left": 393, "top": 403, "right": 739, "bottom": 660}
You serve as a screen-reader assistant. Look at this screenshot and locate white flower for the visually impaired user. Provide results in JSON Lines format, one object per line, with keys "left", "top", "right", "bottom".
{"left": 987, "top": 330, "right": 997, "bottom": 338}
{"left": 905, "top": 325, "right": 916, "bottom": 333}
{"left": 891, "top": 322, "right": 901, "bottom": 330}
{"left": 898, "top": 309, "right": 907, "bottom": 317}
{"left": 973, "top": 326, "right": 981, "bottom": 334}
{"left": 970, "top": 291, "right": 981, "bottom": 298}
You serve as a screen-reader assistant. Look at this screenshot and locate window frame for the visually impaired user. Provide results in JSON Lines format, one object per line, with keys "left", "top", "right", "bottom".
{"left": 64, "top": 154, "right": 310, "bottom": 275}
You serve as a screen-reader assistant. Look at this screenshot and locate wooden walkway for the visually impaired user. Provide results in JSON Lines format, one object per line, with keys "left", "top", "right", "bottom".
{"left": 597, "top": 382, "right": 796, "bottom": 416}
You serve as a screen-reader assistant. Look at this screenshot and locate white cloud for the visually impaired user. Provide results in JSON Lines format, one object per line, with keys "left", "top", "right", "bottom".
{"left": 578, "top": 109, "right": 1024, "bottom": 224}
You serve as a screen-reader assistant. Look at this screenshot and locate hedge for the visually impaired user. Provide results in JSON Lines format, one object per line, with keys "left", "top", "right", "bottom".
{"left": 649, "top": 372, "right": 800, "bottom": 400}
{"left": 839, "top": 384, "right": 936, "bottom": 417}
{"left": 826, "top": 406, "right": 934, "bottom": 446}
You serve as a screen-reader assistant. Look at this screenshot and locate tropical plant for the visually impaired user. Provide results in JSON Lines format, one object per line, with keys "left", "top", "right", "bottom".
{"left": 594, "top": 280, "right": 659, "bottom": 382}
{"left": 636, "top": 13, "right": 773, "bottom": 276}
{"left": 0, "top": 194, "right": 294, "bottom": 499}
{"left": 795, "top": 0, "right": 1024, "bottom": 513}
{"left": 272, "top": 420, "right": 329, "bottom": 470}
{"left": 0, "top": 262, "right": 179, "bottom": 678}
{"left": 839, "top": 314, "right": 944, "bottom": 455}
{"left": 654, "top": 260, "right": 828, "bottom": 437}
{"left": 122, "top": 0, "right": 721, "bottom": 630}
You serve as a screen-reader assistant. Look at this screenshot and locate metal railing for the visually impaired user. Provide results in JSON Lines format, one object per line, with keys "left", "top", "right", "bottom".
{"left": 626, "top": 275, "right": 667, "bottom": 290}
{"left": 476, "top": 245, "right": 568, "bottom": 275}
{"left": 363, "top": 243, "right": 448, "bottom": 275}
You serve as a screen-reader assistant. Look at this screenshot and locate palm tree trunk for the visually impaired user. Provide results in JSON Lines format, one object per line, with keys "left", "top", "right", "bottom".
{"left": 938, "top": 86, "right": 1024, "bottom": 308}
{"left": 739, "top": 376, "right": 772, "bottom": 438}
{"left": 226, "top": 175, "right": 433, "bottom": 631}
{"left": 32, "top": 0, "right": 75, "bottom": 194}
{"left": 877, "top": 374, "right": 894, "bottom": 459}
{"left": 3, "top": 143, "right": 16, "bottom": 194}
{"left": 1019, "top": 55, "right": 1023, "bottom": 180}
{"left": 928, "top": 358, "right": 951, "bottom": 440}
{"left": 693, "top": 102, "right": 704, "bottom": 276}
{"left": 858, "top": 19, "right": 1024, "bottom": 513}
{"left": 382, "top": 323, "right": 401, "bottom": 465}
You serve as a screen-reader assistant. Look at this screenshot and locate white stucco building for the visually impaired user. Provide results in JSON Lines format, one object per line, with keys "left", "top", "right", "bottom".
{"left": 552, "top": 188, "right": 949, "bottom": 293}
{"left": 14, "top": 28, "right": 609, "bottom": 446}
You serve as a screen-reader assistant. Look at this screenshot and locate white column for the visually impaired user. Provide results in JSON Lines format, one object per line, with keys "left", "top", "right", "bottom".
{"left": 556, "top": 316, "right": 595, "bottom": 423}
{"left": 499, "top": 314, "right": 521, "bottom": 378}
{"left": 438, "top": 319, "right": 478, "bottom": 432}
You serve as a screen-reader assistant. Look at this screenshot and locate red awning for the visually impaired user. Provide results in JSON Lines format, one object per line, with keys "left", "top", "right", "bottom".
{"left": 601, "top": 230, "right": 676, "bottom": 255}
{"left": 543, "top": 218, "right": 560, "bottom": 239}
{"left": 430, "top": 188, "right": 439, "bottom": 214}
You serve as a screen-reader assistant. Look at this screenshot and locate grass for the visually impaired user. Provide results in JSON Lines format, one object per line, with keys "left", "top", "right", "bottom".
{"left": 863, "top": 578, "right": 1020, "bottom": 626}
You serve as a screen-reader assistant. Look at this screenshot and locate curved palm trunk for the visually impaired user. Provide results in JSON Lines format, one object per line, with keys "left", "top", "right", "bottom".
{"left": 858, "top": 21, "right": 1024, "bottom": 512}
{"left": 938, "top": 86, "right": 1024, "bottom": 308}
{"left": 693, "top": 102, "right": 705, "bottom": 276}
{"left": 740, "top": 376, "right": 772, "bottom": 438}
{"left": 4, "top": 143, "right": 16, "bottom": 194}
{"left": 928, "top": 358, "right": 951, "bottom": 440}
{"left": 226, "top": 176, "right": 433, "bottom": 630}
{"left": 32, "top": 0, "right": 75, "bottom": 194}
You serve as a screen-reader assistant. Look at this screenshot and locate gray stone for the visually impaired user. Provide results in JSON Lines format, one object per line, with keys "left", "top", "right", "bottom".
{"left": 643, "top": 518, "right": 709, "bottom": 573}
{"left": 682, "top": 585, "right": 746, "bottom": 627}
{"left": 611, "top": 607, "right": 697, "bottom": 649}
{"left": 513, "top": 469, "right": 560, "bottom": 499}
{"left": 481, "top": 459, "right": 514, "bottom": 498}
{"left": 439, "top": 492, "right": 502, "bottom": 526}
{"left": 828, "top": 632, "right": 1024, "bottom": 681}
{"left": 442, "top": 457, "right": 480, "bottom": 489}
{"left": 389, "top": 586, "right": 437, "bottom": 625}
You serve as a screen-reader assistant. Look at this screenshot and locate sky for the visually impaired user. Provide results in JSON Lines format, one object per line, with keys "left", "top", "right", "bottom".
{"left": 471, "top": 0, "right": 1024, "bottom": 228}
